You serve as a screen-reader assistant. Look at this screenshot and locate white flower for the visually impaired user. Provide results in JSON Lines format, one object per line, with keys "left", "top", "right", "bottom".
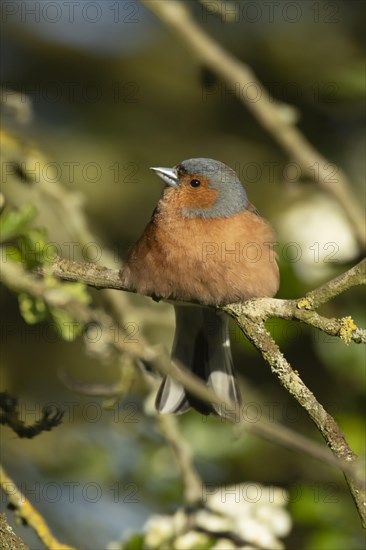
{"left": 236, "top": 517, "right": 283, "bottom": 550}
{"left": 205, "top": 483, "right": 291, "bottom": 549}
{"left": 142, "top": 484, "right": 291, "bottom": 550}
{"left": 172, "top": 509, "right": 188, "bottom": 532}
{"left": 208, "top": 484, "right": 252, "bottom": 517}
{"left": 255, "top": 505, "right": 292, "bottom": 537}
{"left": 173, "top": 531, "right": 210, "bottom": 550}
{"left": 210, "top": 538, "right": 238, "bottom": 550}
{"left": 195, "top": 509, "right": 234, "bottom": 532}
{"left": 144, "top": 515, "right": 175, "bottom": 548}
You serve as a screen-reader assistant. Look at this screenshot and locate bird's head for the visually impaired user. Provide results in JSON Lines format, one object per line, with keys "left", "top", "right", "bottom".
{"left": 151, "top": 158, "right": 249, "bottom": 218}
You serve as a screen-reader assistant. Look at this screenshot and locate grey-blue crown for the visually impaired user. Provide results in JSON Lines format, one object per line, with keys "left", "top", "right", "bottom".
{"left": 177, "top": 158, "right": 249, "bottom": 219}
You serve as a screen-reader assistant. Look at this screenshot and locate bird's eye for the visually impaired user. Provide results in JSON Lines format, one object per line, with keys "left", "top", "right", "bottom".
{"left": 190, "top": 179, "right": 201, "bottom": 188}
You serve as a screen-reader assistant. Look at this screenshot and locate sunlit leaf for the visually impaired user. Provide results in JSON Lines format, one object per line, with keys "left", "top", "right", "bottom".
{"left": 18, "top": 293, "right": 47, "bottom": 324}
{"left": 0, "top": 204, "right": 37, "bottom": 243}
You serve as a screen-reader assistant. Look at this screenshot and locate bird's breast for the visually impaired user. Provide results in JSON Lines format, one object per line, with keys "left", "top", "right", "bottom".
{"left": 121, "top": 208, "right": 279, "bottom": 306}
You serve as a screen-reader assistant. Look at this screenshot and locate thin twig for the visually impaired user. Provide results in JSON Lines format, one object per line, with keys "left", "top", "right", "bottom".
{"left": 157, "top": 415, "right": 203, "bottom": 504}
{"left": 148, "top": 347, "right": 364, "bottom": 481}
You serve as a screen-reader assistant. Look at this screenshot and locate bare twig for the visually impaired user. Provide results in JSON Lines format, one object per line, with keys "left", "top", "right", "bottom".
{"left": 0, "top": 391, "right": 64, "bottom": 438}
{"left": 157, "top": 415, "right": 203, "bottom": 504}
{"left": 148, "top": 351, "right": 358, "bottom": 472}
{"left": 141, "top": 0, "right": 365, "bottom": 250}
{"left": 225, "top": 259, "right": 366, "bottom": 344}
{"left": 43, "top": 257, "right": 127, "bottom": 291}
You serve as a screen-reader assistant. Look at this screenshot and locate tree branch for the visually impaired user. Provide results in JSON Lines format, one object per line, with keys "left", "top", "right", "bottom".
{"left": 0, "top": 512, "right": 29, "bottom": 550}
{"left": 43, "top": 255, "right": 366, "bottom": 344}
{"left": 230, "top": 315, "right": 365, "bottom": 526}
{"left": 44, "top": 257, "right": 128, "bottom": 291}
{"left": 225, "top": 259, "right": 366, "bottom": 344}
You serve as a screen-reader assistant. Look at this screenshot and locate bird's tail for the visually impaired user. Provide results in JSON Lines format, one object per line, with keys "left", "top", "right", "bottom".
{"left": 155, "top": 305, "right": 242, "bottom": 417}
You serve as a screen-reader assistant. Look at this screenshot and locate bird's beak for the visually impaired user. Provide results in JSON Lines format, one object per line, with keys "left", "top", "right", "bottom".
{"left": 150, "top": 166, "right": 179, "bottom": 189}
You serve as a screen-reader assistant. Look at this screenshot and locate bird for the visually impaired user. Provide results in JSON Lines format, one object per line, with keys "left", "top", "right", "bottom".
{"left": 120, "top": 158, "right": 279, "bottom": 417}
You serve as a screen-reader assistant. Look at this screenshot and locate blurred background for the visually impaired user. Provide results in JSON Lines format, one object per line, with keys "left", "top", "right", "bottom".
{"left": 1, "top": 1, "right": 365, "bottom": 548}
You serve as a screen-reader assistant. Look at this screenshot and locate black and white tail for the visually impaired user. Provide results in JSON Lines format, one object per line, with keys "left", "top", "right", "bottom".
{"left": 155, "top": 305, "right": 242, "bottom": 417}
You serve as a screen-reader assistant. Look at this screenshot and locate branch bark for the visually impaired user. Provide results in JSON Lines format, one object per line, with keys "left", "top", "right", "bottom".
{"left": 0, "top": 512, "right": 29, "bottom": 550}
{"left": 44, "top": 255, "right": 366, "bottom": 345}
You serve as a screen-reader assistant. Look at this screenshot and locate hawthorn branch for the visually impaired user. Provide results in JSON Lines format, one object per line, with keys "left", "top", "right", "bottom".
{"left": 225, "top": 259, "right": 366, "bottom": 344}
{"left": 0, "top": 392, "right": 64, "bottom": 438}
{"left": 46, "top": 255, "right": 366, "bottom": 344}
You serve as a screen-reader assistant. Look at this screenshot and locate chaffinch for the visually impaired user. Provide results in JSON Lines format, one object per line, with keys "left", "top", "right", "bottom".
{"left": 120, "top": 158, "right": 279, "bottom": 417}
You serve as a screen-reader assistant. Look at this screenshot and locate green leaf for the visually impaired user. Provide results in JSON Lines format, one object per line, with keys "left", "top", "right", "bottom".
{"left": 44, "top": 278, "right": 91, "bottom": 340}
{"left": 18, "top": 293, "right": 47, "bottom": 324}
{"left": 0, "top": 204, "right": 37, "bottom": 243}
{"left": 18, "top": 228, "right": 49, "bottom": 269}
{"left": 17, "top": 277, "right": 90, "bottom": 341}
{"left": 50, "top": 307, "right": 82, "bottom": 341}
{"left": 2, "top": 245, "right": 22, "bottom": 263}
{"left": 119, "top": 533, "right": 145, "bottom": 550}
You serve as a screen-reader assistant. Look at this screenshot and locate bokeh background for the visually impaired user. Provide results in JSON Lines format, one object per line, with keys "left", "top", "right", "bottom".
{"left": 1, "top": 1, "right": 365, "bottom": 548}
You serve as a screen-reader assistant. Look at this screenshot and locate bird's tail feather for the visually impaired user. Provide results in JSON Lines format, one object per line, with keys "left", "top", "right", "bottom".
{"left": 155, "top": 305, "right": 241, "bottom": 417}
